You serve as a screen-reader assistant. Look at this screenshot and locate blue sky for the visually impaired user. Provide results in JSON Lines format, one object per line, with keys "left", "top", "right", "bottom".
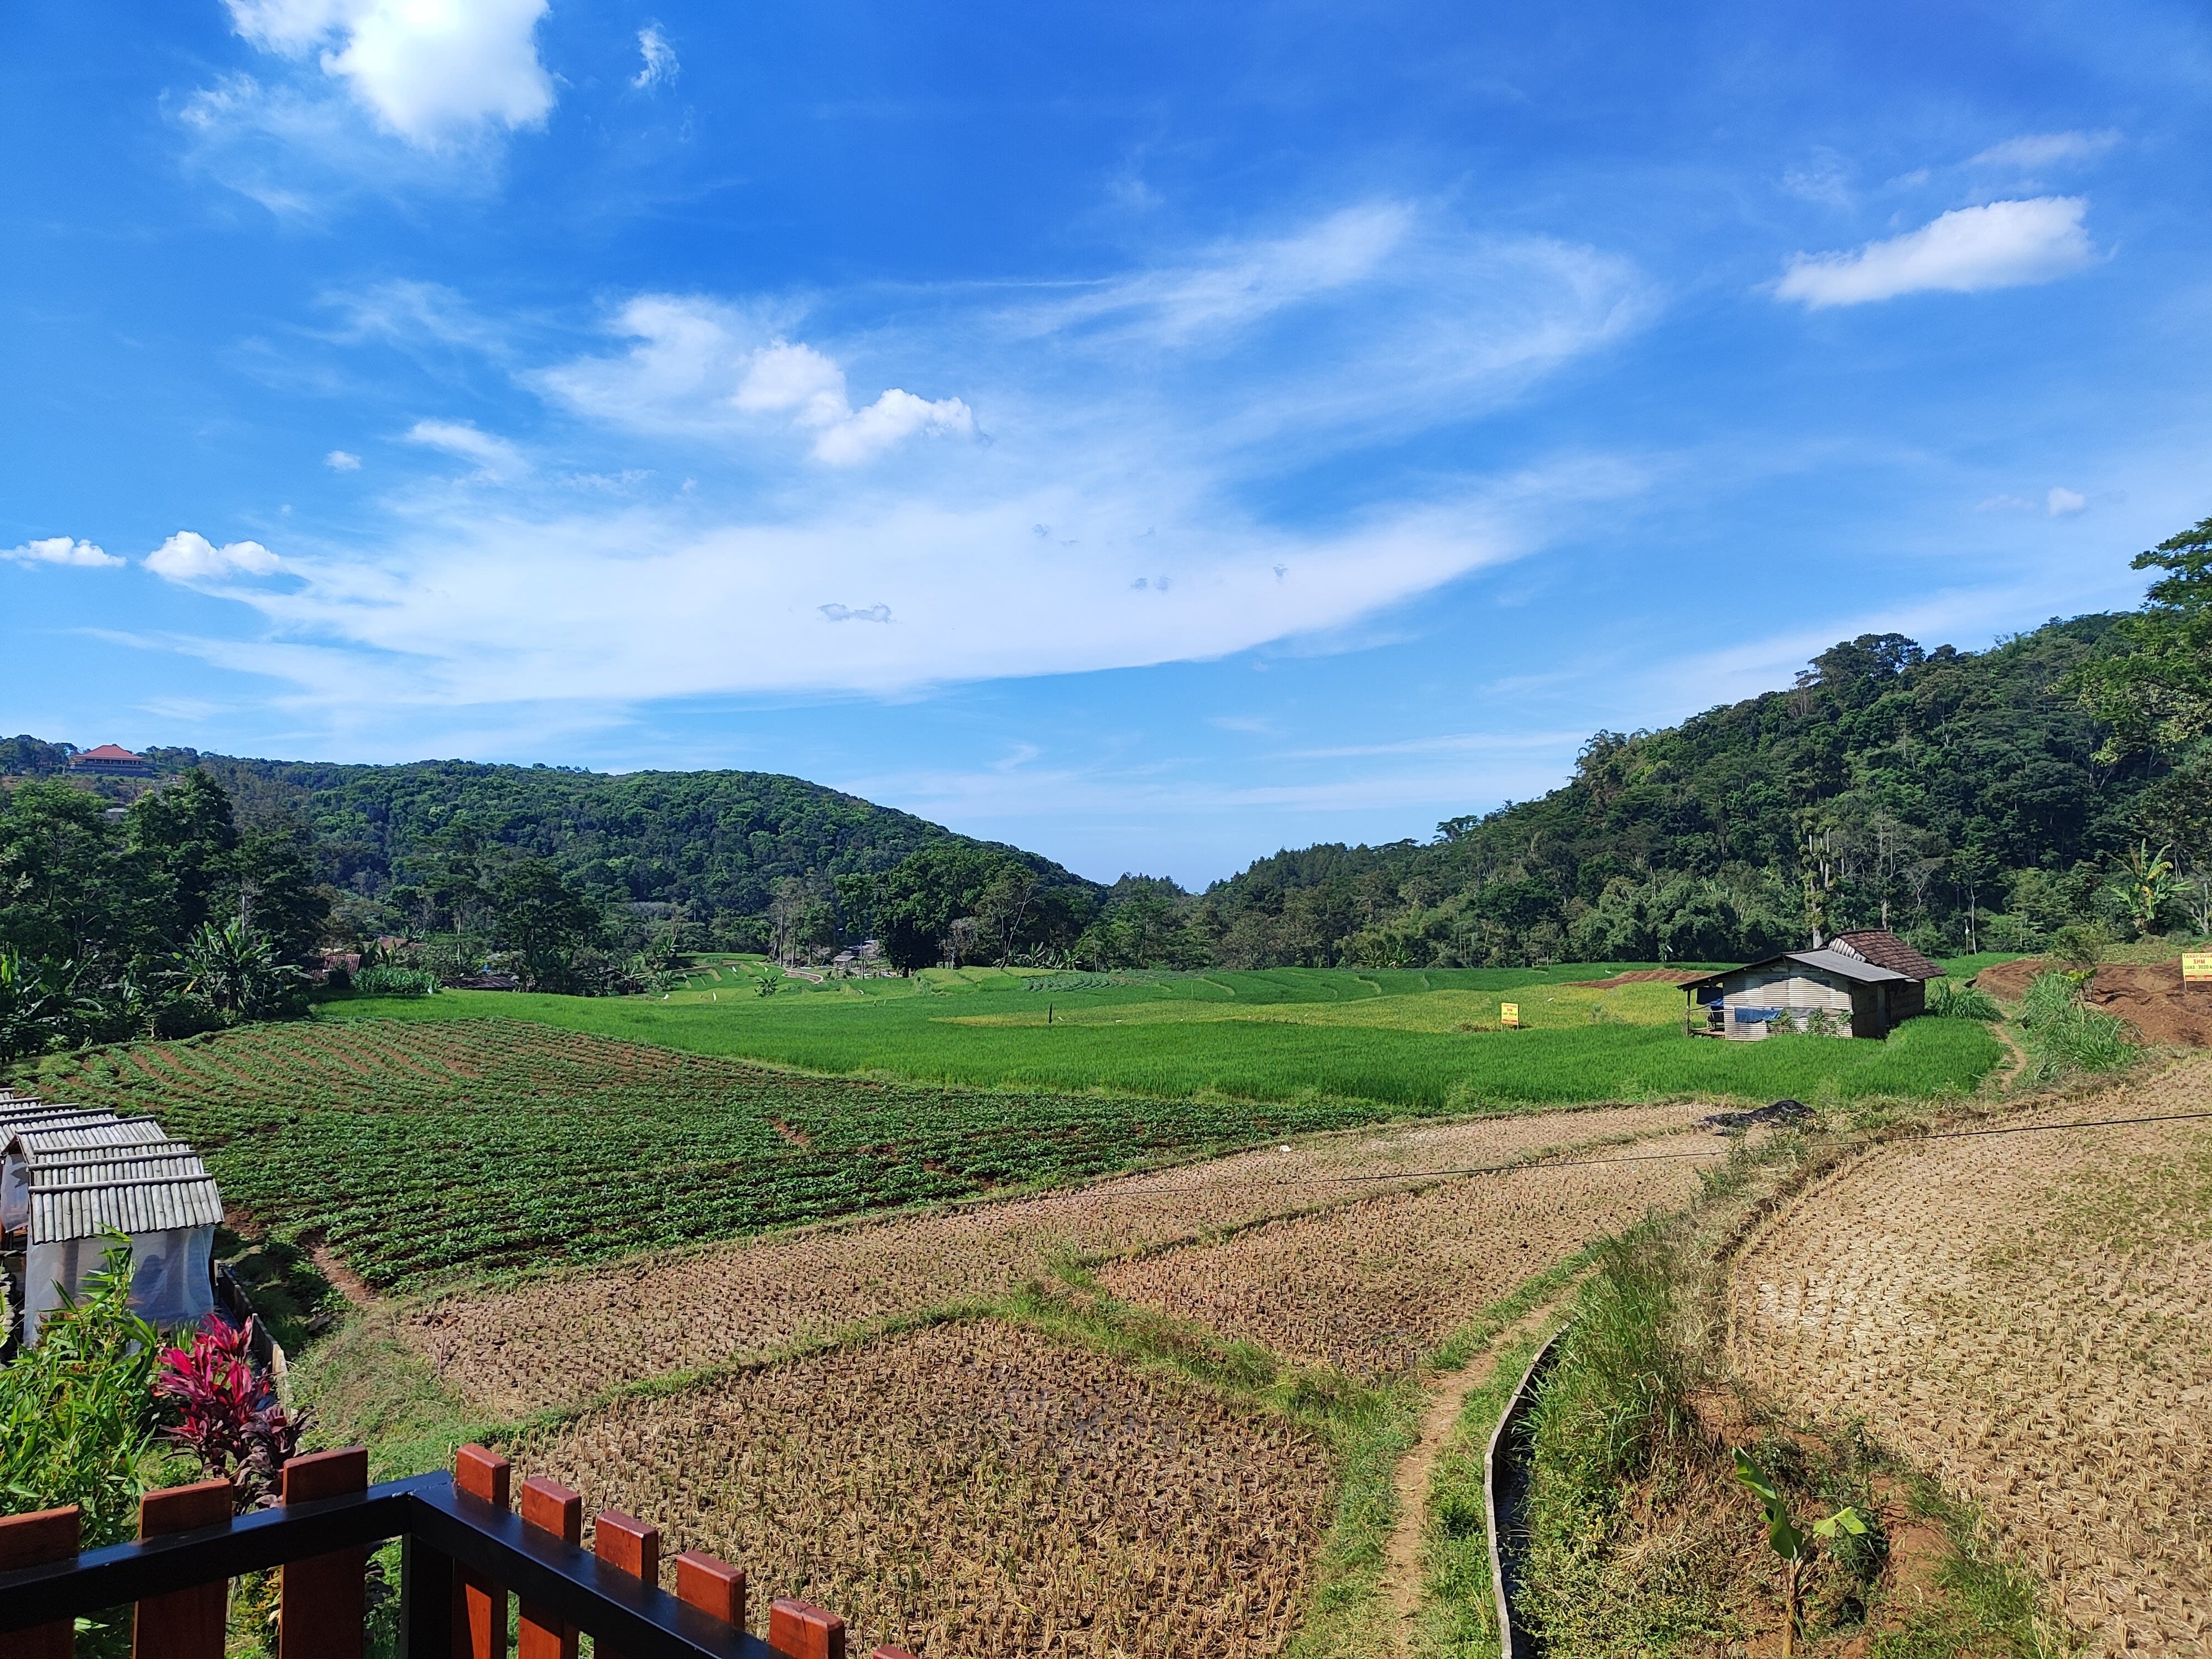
{"left": 3, "top": 2, "right": 2208, "bottom": 885}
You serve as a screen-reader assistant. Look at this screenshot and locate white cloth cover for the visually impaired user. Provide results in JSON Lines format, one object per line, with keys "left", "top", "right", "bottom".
{"left": 22, "top": 1227, "right": 217, "bottom": 1344}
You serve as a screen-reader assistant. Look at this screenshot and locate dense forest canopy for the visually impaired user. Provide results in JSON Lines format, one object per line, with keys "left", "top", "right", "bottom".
{"left": 7, "top": 517, "right": 2209, "bottom": 990}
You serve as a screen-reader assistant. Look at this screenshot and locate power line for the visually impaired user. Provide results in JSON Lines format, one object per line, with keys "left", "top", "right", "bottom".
{"left": 1094, "top": 1107, "right": 2212, "bottom": 1197}
{"left": 1922, "top": 1107, "right": 2212, "bottom": 1140}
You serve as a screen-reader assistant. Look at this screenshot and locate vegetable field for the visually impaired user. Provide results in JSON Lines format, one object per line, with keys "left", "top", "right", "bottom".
{"left": 1729, "top": 1054, "right": 2212, "bottom": 1655}
{"left": 326, "top": 962, "right": 2005, "bottom": 1112}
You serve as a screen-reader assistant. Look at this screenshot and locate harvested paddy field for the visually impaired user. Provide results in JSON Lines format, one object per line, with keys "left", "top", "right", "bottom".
{"left": 406, "top": 1102, "right": 1713, "bottom": 1417}
{"left": 1094, "top": 1130, "right": 1711, "bottom": 1376}
{"left": 1729, "top": 1055, "right": 2212, "bottom": 1655}
{"left": 507, "top": 1319, "right": 1335, "bottom": 1659}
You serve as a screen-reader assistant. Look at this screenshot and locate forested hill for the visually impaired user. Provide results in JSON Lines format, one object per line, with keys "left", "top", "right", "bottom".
{"left": 0, "top": 744, "right": 1096, "bottom": 952}
{"left": 1188, "top": 611, "right": 2208, "bottom": 968}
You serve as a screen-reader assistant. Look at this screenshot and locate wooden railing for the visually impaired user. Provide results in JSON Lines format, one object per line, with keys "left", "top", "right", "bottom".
{"left": 0, "top": 1444, "right": 911, "bottom": 1659}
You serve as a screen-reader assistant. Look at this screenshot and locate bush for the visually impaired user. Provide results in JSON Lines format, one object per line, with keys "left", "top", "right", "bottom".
{"left": 2017, "top": 971, "right": 2135, "bottom": 1081}
{"left": 352, "top": 965, "right": 437, "bottom": 998}
{"left": 0, "top": 1243, "right": 159, "bottom": 1546}
{"left": 1927, "top": 980, "right": 2001, "bottom": 1021}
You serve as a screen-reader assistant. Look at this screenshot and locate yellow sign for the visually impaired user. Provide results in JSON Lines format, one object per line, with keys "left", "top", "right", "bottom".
{"left": 2185, "top": 953, "right": 2212, "bottom": 984}
{"left": 1500, "top": 1003, "right": 1521, "bottom": 1029}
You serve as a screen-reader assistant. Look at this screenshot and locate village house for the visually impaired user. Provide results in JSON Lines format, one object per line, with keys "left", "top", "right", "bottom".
{"left": 1682, "top": 928, "right": 1944, "bottom": 1040}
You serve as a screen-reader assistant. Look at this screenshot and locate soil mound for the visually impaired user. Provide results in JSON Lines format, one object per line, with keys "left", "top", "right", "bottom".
{"left": 1971, "top": 956, "right": 2212, "bottom": 1046}
{"left": 1565, "top": 969, "right": 1709, "bottom": 988}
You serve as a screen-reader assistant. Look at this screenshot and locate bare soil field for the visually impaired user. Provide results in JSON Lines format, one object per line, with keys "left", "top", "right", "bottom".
{"left": 1728, "top": 1055, "right": 2212, "bottom": 1655}
{"left": 507, "top": 1319, "right": 1337, "bottom": 1659}
{"left": 1975, "top": 958, "right": 2212, "bottom": 1047}
{"left": 1095, "top": 1131, "right": 1710, "bottom": 1376}
{"left": 406, "top": 1102, "right": 1713, "bottom": 1416}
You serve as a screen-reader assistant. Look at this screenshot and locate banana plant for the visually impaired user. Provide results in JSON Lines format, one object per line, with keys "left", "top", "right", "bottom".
{"left": 1733, "top": 1447, "right": 1866, "bottom": 1659}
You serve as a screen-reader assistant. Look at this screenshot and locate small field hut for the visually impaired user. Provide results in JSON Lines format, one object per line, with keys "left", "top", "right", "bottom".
{"left": 1682, "top": 928, "right": 1944, "bottom": 1040}
{"left": 1, "top": 1099, "right": 222, "bottom": 1344}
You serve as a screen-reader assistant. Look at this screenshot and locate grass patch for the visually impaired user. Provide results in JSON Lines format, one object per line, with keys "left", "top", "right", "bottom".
{"left": 1413, "top": 1328, "right": 1547, "bottom": 1659}
{"left": 2015, "top": 972, "right": 2137, "bottom": 1082}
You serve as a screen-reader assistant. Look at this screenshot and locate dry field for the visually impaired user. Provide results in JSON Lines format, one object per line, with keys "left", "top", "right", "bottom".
{"left": 1729, "top": 1055, "right": 2212, "bottom": 1655}
{"left": 507, "top": 1319, "right": 1337, "bottom": 1658}
{"left": 1096, "top": 1131, "right": 1711, "bottom": 1376}
{"left": 406, "top": 1102, "right": 1712, "bottom": 1416}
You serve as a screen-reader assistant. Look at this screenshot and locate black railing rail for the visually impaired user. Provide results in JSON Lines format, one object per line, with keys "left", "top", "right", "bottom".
{"left": 0, "top": 1467, "right": 838, "bottom": 1659}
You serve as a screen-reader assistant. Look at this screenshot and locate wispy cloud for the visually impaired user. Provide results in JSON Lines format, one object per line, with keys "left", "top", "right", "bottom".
{"left": 633, "top": 25, "right": 679, "bottom": 91}
{"left": 404, "top": 418, "right": 526, "bottom": 479}
{"left": 1775, "top": 197, "right": 2096, "bottom": 308}
{"left": 3, "top": 536, "right": 123, "bottom": 568}
{"left": 1969, "top": 131, "right": 2121, "bottom": 171}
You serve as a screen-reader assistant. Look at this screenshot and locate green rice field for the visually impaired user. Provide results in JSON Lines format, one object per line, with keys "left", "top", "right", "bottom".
{"left": 320, "top": 961, "right": 2005, "bottom": 1113}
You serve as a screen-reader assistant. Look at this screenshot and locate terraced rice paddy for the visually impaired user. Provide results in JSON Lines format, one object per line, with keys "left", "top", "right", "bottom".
{"left": 406, "top": 1102, "right": 1714, "bottom": 1416}
{"left": 509, "top": 1319, "right": 1335, "bottom": 1659}
{"left": 1728, "top": 1055, "right": 2212, "bottom": 1655}
{"left": 1095, "top": 1133, "right": 1711, "bottom": 1376}
{"left": 37, "top": 1019, "right": 1723, "bottom": 1290}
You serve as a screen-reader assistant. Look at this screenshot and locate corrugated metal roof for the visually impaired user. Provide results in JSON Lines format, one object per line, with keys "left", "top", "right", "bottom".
{"left": 7, "top": 1120, "right": 168, "bottom": 1156}
{"left": 29, "top": 1176, "right": 224, "bottom": 1241}
{"left": 29, "top": 1151, "right": 210, "bottom": 1187}
{"left": 1830, "top": 929, "right": 1945, "bottom": 980}
{"left": 28, "top": 1141, "right": 203, "bottom": 1173}
{"left": 1682, "top": 948, "right": 1912, "bottom": 990}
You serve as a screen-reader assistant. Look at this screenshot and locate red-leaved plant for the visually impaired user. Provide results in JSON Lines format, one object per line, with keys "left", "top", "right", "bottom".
{"left": 153, "top": 1314, "right": 307, "bottom": 1512}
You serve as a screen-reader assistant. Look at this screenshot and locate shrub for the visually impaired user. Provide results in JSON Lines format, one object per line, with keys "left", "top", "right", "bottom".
{"left": 154, "top": 1314, "right": 306, "bottom": 1511}
{"left": 352, "top": 965, "right": 437, "bottom": 998}
{"left": 0, "top": 1243, "right": 159, "bottom": 1546}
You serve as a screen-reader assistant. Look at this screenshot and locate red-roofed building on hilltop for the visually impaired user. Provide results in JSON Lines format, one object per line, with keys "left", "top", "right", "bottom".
{"left": 67, "top": 744, "right": 155, "bottom": 778}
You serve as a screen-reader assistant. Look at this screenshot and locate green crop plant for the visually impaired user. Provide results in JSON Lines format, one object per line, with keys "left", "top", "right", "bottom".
{"left": 1733, "top": 1448, "right": 1867, "bottom": 1659}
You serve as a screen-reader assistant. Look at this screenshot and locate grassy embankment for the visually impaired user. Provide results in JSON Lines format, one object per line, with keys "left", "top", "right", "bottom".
{"left": 321, "top": 961, "right": 2006, "bottom": 1111}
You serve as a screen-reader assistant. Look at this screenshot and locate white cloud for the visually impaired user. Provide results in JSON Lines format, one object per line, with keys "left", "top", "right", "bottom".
{"left": 2, "top": 536, "right": 123, "bottom": 568}
{"left": 1775, "top": 197, "right": 2095, "bottom": 308}
{"left": 813, "top": 390, "right": 976, "bottom": 465}
{"left": 137, "top": 202, "right": 1650, "bottom": 714}
{"left": 542, "top": 301, "right": 977, "bottom": 466}
{"left": 145, "top": 532, "right": 282, "bottom": 582}
{"left": 633, "top": 25, "right": 678, "bottom": 90}
{"left": 326, "top": 449, "right": 362, "bottom": 471}
{"left": 2047, "top": 486, "right": 2088, "bottom": 517}
{"left": 1970, "top": 131, "right": 2120, "bottom": 171}
{"left": 404, "top": 419, "right": 525, "bottom": 479}
{"left": 223, "top": 0, "right": 553, "bottom": 145}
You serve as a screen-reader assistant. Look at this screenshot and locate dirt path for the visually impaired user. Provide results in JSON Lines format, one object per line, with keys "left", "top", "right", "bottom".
{"left": 1380, "top": 1293, "right": 1572, "bottom": 1645}
{"left": 1728, "top": 1055, "right": 2212, "bottom": 1656}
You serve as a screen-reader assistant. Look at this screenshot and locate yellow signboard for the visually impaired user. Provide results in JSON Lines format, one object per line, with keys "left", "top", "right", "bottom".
{"left": 2185, "top": 953, "right": 2212, "bottom": 984}
{"left": 1500, "top": 1003, "right": 1521, "bottom": 1029}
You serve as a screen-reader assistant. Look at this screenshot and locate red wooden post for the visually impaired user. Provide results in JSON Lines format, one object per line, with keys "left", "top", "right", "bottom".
{"left": 591, "top": 1511, "right": 659, "bottom": 1659}
{"left": 133, "top": 1479, "right": 232, "bottom": 1659}
{"left": 451, "top": 1444, "right": 511, "bottom": 1659}
{"left": 517, "top": 1477, "right": 582, "bottom": 1659}
{"left": 278, "top": 1447, "right": 368, "bottom": 1659}
{"left": 768, "top": 1598, "right": 847, "bottom": 1659}
{"left": 0, "top": 1504, "right": 80, "bottom": 1659}
{"left": 674, "top": 1551, "right": 747, "bottom": 1632}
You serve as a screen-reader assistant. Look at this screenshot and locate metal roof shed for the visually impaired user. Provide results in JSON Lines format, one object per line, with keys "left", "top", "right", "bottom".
{"left": 2, "top": 1118, "right": 168, "bottom": 1234}
{"left": 20, "top": 1167, "right": 223, "bottom": 1342}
